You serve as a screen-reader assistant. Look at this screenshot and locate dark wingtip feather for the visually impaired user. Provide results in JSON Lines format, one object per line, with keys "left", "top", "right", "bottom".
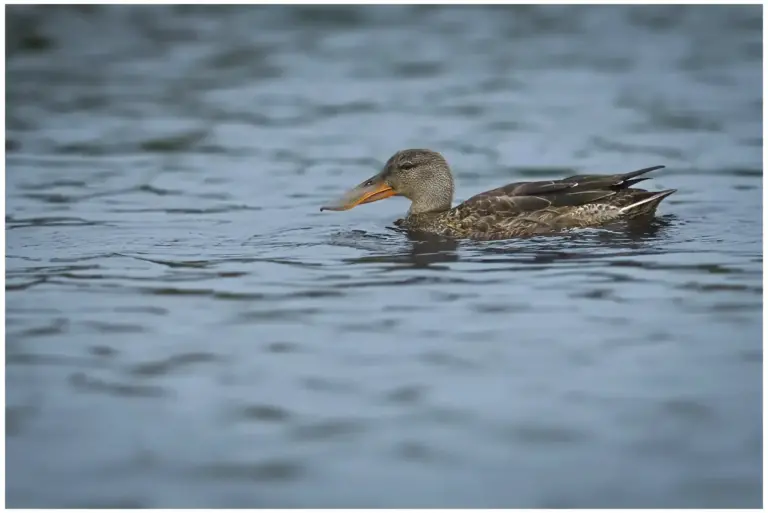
{"left": 621, "top": 177, "right": 651, "bottom": 188}
{"left": 614, "top": 165, "right": 666, "bottom": 189}
{"left": 621, "top": 165, "right": 665, "bottom": 181}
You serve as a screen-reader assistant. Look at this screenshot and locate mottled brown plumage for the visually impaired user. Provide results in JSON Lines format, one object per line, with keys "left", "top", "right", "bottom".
{"left": 321, "top": 149, "right": 676, "bottom": 240}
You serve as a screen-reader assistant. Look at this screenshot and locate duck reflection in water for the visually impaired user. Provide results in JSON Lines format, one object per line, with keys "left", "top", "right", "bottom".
{"left": 343, "top": 227, "right": 460, "bottom": 269}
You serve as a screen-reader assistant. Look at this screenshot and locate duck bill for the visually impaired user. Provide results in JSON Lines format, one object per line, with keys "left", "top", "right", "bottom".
{"left": 320, "top": 179, "right": 395, "bottom": 211}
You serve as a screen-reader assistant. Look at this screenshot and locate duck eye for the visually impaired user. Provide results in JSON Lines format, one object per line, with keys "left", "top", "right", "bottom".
{"left": 363, "top": 179, "right": 374, "bottom": 186}
{"left": 400, "top": 161, "right": 415, "bottom": 170}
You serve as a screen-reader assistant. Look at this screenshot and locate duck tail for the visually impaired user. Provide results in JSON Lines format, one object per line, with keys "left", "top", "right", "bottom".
{"left": 619, "top": 189, "right": 677, "bottom": 217}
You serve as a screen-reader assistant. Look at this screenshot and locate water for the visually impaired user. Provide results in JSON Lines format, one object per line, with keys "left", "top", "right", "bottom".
{"left": 5, "top": 5, "right": 762, "bottom": 508}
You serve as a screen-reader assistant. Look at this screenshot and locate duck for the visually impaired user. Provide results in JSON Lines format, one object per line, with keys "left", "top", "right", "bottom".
{"left": 320, "top": 149, "right": 676, "bottom": 240}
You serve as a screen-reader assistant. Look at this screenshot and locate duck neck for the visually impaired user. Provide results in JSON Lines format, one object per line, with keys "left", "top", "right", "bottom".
{"left": 407, "top": 180, "right": 454, "bottom": 216}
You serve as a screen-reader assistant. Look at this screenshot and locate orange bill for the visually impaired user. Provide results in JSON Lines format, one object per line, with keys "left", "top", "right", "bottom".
{"left": 320, "top": 179, "right": 395, "bottom": 211}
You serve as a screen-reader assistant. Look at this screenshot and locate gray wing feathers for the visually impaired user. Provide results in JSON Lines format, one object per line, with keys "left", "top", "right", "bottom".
{"left": 459, "top": 165, "right": 666, "bottom": 214}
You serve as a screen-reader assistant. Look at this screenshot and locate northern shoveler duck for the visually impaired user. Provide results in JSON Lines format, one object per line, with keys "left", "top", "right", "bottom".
{"left": 320, "top": 149, "right": 676, "bottom": 240}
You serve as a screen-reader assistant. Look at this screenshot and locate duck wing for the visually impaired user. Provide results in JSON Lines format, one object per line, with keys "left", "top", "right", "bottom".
{"left": 457, "top": 165, "right": 665, "bottom": 215}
